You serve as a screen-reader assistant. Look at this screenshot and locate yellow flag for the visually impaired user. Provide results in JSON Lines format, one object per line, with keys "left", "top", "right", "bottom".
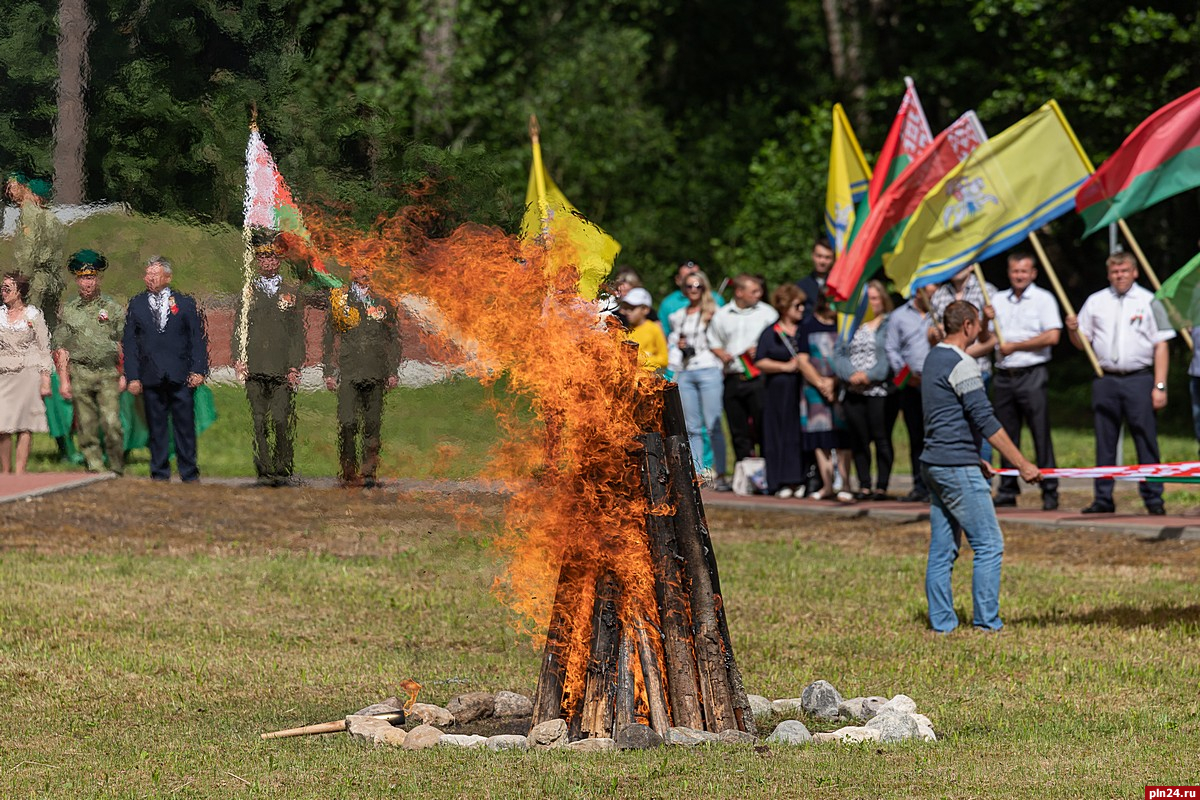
{"left": 886, "top": 101, "right": 1092, "bottom": 295}
{"left": 826, "top": 103, "right": 872, "bottom": 258}
{"left": 520, "top": 130, "right": 621, "bottom": 300}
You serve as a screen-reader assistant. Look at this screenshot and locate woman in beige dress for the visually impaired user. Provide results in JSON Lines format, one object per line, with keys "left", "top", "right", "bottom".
{"left": 0, "top": 272, "right": 53, "bottom": 473}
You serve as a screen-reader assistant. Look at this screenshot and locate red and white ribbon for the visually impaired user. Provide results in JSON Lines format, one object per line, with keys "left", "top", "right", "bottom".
{"left": 994, "top": 461, "right": 1200, "bottom": 481}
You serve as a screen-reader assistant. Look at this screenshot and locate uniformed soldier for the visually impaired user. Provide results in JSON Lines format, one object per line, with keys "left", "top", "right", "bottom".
{"left": 233, "top": 228, "right": 306, "bottom": 486}
{"left": 322, "top": 262, "right": 401, "bottom": 487}
{"left": 6, "top": 173, "right": 66, "bottom": 332}
{"left": 52, "top": 250, "right": 126, "bottom": 475}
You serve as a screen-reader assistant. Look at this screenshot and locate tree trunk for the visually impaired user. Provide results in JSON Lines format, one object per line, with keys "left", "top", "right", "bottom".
{"left": 417, "top": 0, "right": 458, "bottom": 144}
{"left": 53, "top": 0, "right": 93, "bottom": 205}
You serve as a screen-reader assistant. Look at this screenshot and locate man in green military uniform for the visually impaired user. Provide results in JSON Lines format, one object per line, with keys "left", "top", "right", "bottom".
{"left": 6, "top": 173, "right": 66, "bottom": 332}
{"left": 52, "top": 250, "right": 126, "bottom": 475}
{"left": 234, "top": 229, "right": 306, "bottom": 486}
{"left": 323, "top": 262, "right": 401, "bottom": 487}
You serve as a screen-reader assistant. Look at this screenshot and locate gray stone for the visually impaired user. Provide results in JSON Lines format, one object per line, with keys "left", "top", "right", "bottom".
{"left": 878, "top": 694, "right": 917, "bottom": 715}
{"left": 665, "top": 726, "right": 718, "bottom": 746}
{"left": 567, "top": 737, "right": 616, "bottom": 752}
{"left": 837, "top": 696, "right": 888, "bottom": 722}
{"left": 485, "top": 734, "right": 529, "bottom": 751}
{"left": 717, "top": 729, "right": 758, "bottom": 745}
{"left": 616, "top": 723, "right": 664, "bottom": 750}
{"left": 529, "top": 718, "right": 568, "bottom": 749}
{"left": 770, "top": 698, "right": 804, "bottom": 715}
{"left": 439, "top": 734, "right": 489, "bottom": 748}
{"left": 407, "top": 703, "right": 454, "bottom": 727}
{"left": 446, "top": 692, "right": 495, "bottom": 724}
{"left": 353, "top": 701, "right": 402, "bottom": 717}
{"left": 800, "top": 680, "right": 844, "bottom": 720}
{"left": 812, "top": 726, "right": 881, "bottom": 744}
{"left": 747, "top": 695, "right": 773, "bottom": 719}
{"left": 401, "top": 724, "right": 443, "bottom": 750}
{"left": 345, "top": 714, "right": 405, "bottom": 745}
{"left": 765, "top": 720, "right": 812, "bottom": 745}
{"left": 493, "top": 690, "right": 533, "bottom": 718}
{"left": 913, "top": 714, "right": 937, "bottom": 741}
{"left": 374, "top": 727, "right": 407, "bottom": 746}
{"left": 865, "top": 709, "right": 920, "bottom": 743}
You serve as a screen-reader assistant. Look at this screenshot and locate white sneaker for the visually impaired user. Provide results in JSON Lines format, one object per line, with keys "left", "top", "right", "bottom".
{"left": 836, "top": 490, "right": 856, "bottom": 503}
{"left": 775, "top": 487, "right": 794, "bottom": 499}
{"left": 793, "top": 486, "right": 807, "bottom": 499}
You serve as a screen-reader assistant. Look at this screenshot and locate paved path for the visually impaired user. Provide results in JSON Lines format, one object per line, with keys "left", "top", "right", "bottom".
{"left": 0, "top": 472, "right": 115, "bottom": 505}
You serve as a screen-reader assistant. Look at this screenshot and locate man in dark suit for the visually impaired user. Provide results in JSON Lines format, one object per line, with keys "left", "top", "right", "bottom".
{"left": 323, "top": 262, "right": 400, "bottom": 487}
{"left": 234, "top": 229, "right": 306, "bottom": 486}
{"left": 124, "top": 256, "right": 209, "bottom": 482}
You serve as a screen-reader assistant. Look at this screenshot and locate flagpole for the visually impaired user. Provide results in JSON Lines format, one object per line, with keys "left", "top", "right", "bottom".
{"left": 528, "top": 115, "right": 548, "bottom": 234}
{"left": 971, "top": 263, "right": 1003, "bottom": 346}
{"left": 1028, "top": 230, "right": 1102, "bottom": 377}
{"left": 1116, "top": 219, "right": 1195, "bottom": 350}
{"left": 236, "top": 109, "right": 259, "bottom": 371}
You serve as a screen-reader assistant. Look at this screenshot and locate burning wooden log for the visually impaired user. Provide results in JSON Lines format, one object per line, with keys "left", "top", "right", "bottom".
{"left": 528, "top": 384, "right": 754, "bottom": 741}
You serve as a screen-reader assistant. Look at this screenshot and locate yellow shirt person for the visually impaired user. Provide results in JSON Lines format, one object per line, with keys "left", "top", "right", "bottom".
{"left": 620, "top": 288, "right": 668, "bottom": 372}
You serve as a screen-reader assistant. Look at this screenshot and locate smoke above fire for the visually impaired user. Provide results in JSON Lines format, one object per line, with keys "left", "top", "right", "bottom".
{"left": 303, "top": 203, "right": 667, "bottom": 674}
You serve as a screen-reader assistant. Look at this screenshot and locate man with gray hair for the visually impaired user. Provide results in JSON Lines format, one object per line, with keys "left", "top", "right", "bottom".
{"left": 123, "top": 256, "right": 209, "bottom": 481}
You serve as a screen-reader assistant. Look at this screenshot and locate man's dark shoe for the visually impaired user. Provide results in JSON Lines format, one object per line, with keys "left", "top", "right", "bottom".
{"left": 714, "top": 478, "right": 734, "bottom": 492}
{"left": 1147, "top": 505, "right": 1166, "bottom": 516}
{"left": 899, "top": 490, "right": 930, "bottom": 503}
{"left": 871, "top": 490, "right": 892, "bottom": 501}
{"left": 992, "top": 495, "right": 1017, "bottom": 508}
{"left": 362, "top": 476, "right": 378, "bottom": 489}
{"left": 1080, "top": 502, "right": 1115, "bottom": 514}
{"left": 1042, "top": 495, "right": 1059, "bottom": 511}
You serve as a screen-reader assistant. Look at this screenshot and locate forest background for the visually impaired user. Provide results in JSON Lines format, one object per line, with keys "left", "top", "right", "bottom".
{"left": 2, "top": 0, "right": 1199, "bottom": 300}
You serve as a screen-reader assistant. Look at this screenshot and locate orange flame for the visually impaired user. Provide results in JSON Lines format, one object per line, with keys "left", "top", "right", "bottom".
{"left": 303, "top": 203, "right": 668, "bottom": 711}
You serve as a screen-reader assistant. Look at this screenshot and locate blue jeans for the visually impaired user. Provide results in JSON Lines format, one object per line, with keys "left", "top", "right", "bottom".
{"left": 921, "top": 464, "right": 1005, "bottom": 632}
{"left": 677, "top": 367, "right": 725, "bottom": 473}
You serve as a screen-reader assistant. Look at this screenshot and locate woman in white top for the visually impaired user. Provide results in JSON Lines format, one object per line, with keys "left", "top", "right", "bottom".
{"left": 667, "top": 271, "right": 725, "bottom": 475}
{"left": 0, "top": 272, "right": 53, "bottom": 473}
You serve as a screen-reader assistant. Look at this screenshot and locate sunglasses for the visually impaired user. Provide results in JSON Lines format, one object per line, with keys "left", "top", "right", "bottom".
{"left": 684, "top": 282, "right": 704, "bottom": 290}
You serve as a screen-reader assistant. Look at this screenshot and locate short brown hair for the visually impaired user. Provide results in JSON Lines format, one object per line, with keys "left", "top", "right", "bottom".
{"left": 772, "top": 283, "right": 805, "bottom": 317}
{"left": 943, "top": 299, "right": 979, "bottom": 334}
{"left": 1106, "top": 251, "right": 1136, "bottom": 270}
{"left": 2, "top": 271, "right": 30, "bottom": 302}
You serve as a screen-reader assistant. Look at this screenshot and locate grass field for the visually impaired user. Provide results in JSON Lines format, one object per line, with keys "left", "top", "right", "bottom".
{"left": 0, "top": 482, "right": 1197, "bottom": 798}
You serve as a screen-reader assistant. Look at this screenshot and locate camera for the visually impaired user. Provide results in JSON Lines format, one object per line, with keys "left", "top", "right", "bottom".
{"left": 680, "top": 344, "right": 696, "bottom": 361}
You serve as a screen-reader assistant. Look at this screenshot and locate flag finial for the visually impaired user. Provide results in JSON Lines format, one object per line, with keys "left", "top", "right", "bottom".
{"left": 529, "top": 114, "right": 540, "bottom": 143}
{"left": 250, "top": 102, "right": 259, "bottom": 132}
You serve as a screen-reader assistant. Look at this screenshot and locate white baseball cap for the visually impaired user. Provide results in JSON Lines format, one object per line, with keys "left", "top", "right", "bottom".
{"left": 621, "top": 287, "right": 653, "bottom": 308}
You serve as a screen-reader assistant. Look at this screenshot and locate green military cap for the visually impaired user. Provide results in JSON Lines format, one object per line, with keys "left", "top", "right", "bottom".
{"left": 26, "top": 178, "right": 52, "bottom": 201}
{"left": 5, "top": 170, "right": 29, "bottom": 185}
{"left": 68, "top": 249, "right": 108, "bottom": 277}
{"left": 250, "top": 226, "right": 282, "bottom": 257}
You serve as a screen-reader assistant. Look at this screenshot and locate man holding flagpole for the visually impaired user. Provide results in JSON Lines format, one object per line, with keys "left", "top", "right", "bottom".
{"left": 1066, "top": 252, "right": 1174, "bottom": 515}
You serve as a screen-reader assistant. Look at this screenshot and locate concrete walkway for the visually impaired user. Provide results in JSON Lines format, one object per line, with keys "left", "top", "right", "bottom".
{"left": 0, "top": 472, "right": 115, "bottom": 505}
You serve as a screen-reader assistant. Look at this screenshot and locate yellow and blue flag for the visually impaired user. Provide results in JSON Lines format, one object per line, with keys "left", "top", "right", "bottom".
{"left": 521, "top": 120, "right": 620, "bottom": 300}
{"left": 826, "top": 103, "right": 872, "bottom": 259}
{"left": 886, "top": 100, "right": 1091, "bottom": 295}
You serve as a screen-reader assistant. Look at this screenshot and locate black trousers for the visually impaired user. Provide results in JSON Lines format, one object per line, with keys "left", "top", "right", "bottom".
{"left": 337, "top": 379, "right": 386, "bottom": 481}
{"left": 994, "top": 365, "right": 1058, "bottom": 500}
{"left": 246, "top": 375, "right": 297, "bottom": 480}
{"left": 844, "top": 393, "right": 894, "bottom": 492}
{"left": 1092, "top": 372, "right": 1163, "bottom": 508}
{"left": 897, "top": 385, "right": 927, "bottom": 495}
{"left": 143, "top": 380, "right": 198, "bottom": 482}
{"left": 723, "top": 374, "right": 764, "bottom": 462}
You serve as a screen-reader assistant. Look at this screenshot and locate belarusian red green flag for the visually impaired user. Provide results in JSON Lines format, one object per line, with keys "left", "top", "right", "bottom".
{"left": 1076, "top": 87, "right": 1200, "bottom": 236}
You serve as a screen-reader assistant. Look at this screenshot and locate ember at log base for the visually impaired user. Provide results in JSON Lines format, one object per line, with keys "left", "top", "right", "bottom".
{"left": 530, "top": 386, "right": 755, "bottom": 740}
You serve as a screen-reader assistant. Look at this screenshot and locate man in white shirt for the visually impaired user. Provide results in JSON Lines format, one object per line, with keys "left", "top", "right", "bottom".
{"left": 708, "top": 275, "right": 778, "bottom": 469}
{"left": 1065, "top": 251, "right": 1175, "bottom": 515}
{"left": 991, "top": 251, "right": 1063, "bottom": 510}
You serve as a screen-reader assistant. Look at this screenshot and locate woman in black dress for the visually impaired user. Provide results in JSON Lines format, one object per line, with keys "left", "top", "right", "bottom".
{"left": 754, "top": 284, "right": 806, "bottom": 497}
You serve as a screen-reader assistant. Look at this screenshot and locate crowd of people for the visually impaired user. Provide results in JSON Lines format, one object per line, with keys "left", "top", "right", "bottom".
{"left": 0, "top": 171, "right": 400, "bottom": 486}
{"left": 613, "top": 236, "right": 1183, "bottom": 518}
